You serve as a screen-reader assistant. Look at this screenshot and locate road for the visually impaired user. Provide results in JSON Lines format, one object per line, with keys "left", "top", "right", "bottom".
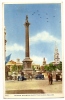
{"left": 5, "top": 79, "right": 62, "bottom": 94}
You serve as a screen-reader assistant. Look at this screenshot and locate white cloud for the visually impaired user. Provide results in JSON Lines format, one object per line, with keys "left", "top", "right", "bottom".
{"left": 6, "top": 43, "right": 25, "bottom": 51}
{"left": 30, "top": 31, "right": 60, "bottom": 44}
{"left": 31, "top": 55, "right": 48, "bottom": 65}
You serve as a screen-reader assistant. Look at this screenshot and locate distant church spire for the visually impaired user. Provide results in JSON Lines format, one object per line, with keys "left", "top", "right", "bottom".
{"left": 43, "top": 57, "right": 46, "bottom": 66}
{"left": 54, "top": 42, "right": 60, "bottom": 64}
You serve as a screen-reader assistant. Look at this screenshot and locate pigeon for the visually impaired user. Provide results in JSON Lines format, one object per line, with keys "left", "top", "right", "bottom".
{"left": 53, "top": 16, "right": 55, "bottom": 17}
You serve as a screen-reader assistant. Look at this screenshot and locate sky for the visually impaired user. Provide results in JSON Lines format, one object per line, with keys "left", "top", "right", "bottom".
{"left": 4, "top": 4, "right": 62, "bottom": 65}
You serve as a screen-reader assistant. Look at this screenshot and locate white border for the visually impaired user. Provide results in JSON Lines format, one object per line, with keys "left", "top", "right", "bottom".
{"left": 0, "top": 0, "right": 65, "bottom": 99}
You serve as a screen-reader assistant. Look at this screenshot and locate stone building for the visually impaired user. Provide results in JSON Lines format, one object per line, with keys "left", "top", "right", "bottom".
{"left": 40, "top": 58, "right": 46, "bottom": 72}
{"left": 5, "top": 59, "right": 23, "bottom": 79}
{"left": 32, "top": 63, "right": 40, "bottom": 71}
{"left": 43, "top": 57, "right": 46, "bottom": 66}
{"left": 6, "top": 59, "right": 23, "bottom": 72}
{"left": 54, "top": 44, "right": 60, "bottom": 64}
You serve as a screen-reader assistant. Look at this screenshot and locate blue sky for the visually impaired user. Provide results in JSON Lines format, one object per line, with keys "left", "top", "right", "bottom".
{"left": 4, "top": 4, "right": 62, "bottom": 65}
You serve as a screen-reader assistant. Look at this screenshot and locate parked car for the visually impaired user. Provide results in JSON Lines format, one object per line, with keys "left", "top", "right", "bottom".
{"left": 35, "top": 74, "right": 44, "bottom": 80}
{"left": 56, "top": 74, "right": 62, "bottom": 81}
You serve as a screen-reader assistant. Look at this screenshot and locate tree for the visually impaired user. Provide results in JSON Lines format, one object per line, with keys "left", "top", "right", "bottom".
{"left": 11, "top": 64, "right": 17, "bottom": 72}
{"left": 53, "top": 64, "right": 57, "bottom": 71}
{"left": 18, "top": 65, "right": 23, "bottom": 72}
{"left": 57, "top": 61, "right": 62, "bottom": 71}
{"left": 44, "top": 63, "right": 57, "bottom": 72}
{"left": 44, "top": 65, "right": 49, "bottom": 72}
{"left": 49, "top": 63, "right": 57, "bottom": 72}
{"left": 32, "top": 65, "right": 35, "bottom": 71}
{"left": 49, "top": 63, "right": 53, "bottom": 72}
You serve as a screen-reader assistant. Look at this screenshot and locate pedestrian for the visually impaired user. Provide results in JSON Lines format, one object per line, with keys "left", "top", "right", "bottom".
{"left": 12, "top": 72, "right": 16, "bottom": 80}
{"left": 21, "top": 71, "right": 24, "bottom": 81}
{"left": 50, "top": 73, "right": 53, "bottom": 85}
{"left": 48, "top": 73, "right": 51, "bottom": 84}
{"left": 17, "top": 72, "right": 21, "bottom": 81}
{"left": 30, "top": 75, "right": 32, "bottom": 80}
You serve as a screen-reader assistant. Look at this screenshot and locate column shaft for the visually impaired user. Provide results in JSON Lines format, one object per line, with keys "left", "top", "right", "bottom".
{"left": 25, "top": 24, "right": 30, "bottom": 57}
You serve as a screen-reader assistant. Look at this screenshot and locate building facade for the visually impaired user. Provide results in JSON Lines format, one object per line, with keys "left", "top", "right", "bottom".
{"left": 54, "top": 45, "right": 60, "bottom": 64}
{"left": 43, "top": 57, "right": 46, "bottom": 66}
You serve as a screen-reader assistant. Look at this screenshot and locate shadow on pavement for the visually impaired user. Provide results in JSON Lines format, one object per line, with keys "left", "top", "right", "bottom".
{"left": 6, "top": 89, "right": 45, "bottom": 94}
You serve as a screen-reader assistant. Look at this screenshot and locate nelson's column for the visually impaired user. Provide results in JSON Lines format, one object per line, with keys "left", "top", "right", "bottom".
{"left": 23, "top": 15, "right": 33, "bottom": 75}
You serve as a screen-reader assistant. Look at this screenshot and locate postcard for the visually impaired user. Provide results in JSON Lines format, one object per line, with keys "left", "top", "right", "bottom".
{"left": 3, "top": 1, "right": 64, "bottom": 99}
